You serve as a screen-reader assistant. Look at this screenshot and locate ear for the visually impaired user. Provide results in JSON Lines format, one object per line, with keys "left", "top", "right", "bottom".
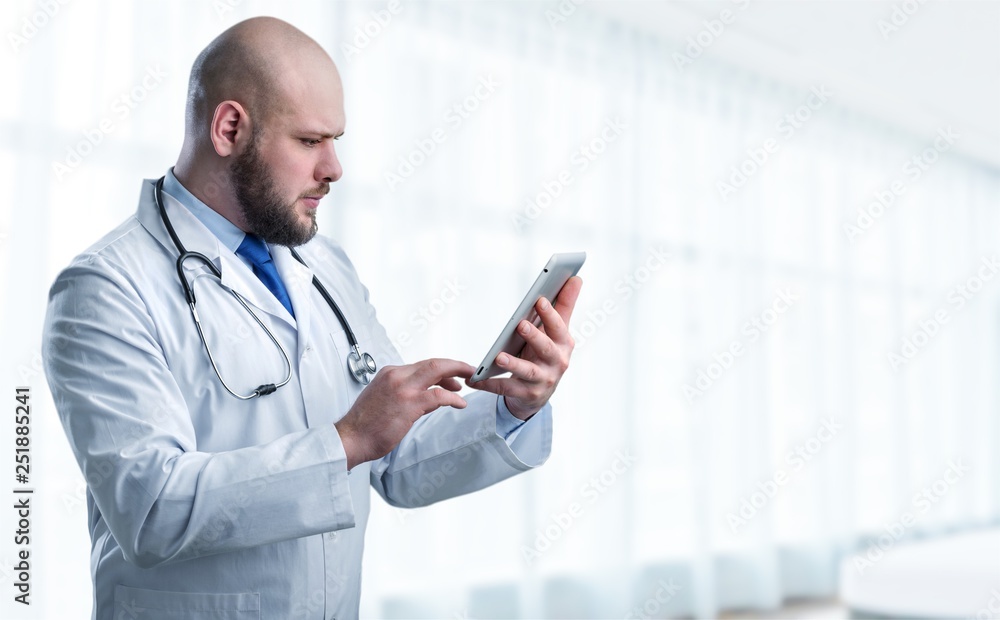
{"left": 209, "top": 100, "right": 251, "bottom": 157}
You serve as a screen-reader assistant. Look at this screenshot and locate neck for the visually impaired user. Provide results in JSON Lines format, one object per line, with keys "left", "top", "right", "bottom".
{"left": 173, "top": 152, "right": 249, "bottom": 232}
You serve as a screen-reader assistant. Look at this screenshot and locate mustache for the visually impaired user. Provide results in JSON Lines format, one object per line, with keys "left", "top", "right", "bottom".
{"left": 301, "top": 185, "right": 330, "bottom": 198}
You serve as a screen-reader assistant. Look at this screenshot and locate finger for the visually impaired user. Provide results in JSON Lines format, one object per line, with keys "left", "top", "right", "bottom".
{"left": 410, "top": 358, "right": 476, "bottom": 386}
{"left": 464, "top": 375, "right": 529, "bottom": 401}
{"left": 419, "top": 386, "right": 468, "bottom": 413}
{"left": 436, "top": 376, "right": 464, "bottom": 392}
{"left": 552, "top": 276, "right": 583, "bottom": 325}
{"left": 517, "top": 318, "right": 558, "bottom": 363}
{"left": 495, "top": 351, "right": 541, "bottom": 383}
{"left": 534, "top": 295, "right": 572, "bottom": 346}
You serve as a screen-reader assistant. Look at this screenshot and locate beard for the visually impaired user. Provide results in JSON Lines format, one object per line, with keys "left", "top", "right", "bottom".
{"left": 230, "top": 128, "right": 320, "bottom": 247}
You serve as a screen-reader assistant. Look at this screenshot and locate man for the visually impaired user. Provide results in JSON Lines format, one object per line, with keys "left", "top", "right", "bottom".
{"left": 42, "top": 16, "right": 581, "bottom": 619}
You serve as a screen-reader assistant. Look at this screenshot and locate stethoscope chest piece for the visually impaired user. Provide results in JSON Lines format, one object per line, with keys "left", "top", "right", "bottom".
{"left": 347, "top": 346, "right": 378, "bottom": 385}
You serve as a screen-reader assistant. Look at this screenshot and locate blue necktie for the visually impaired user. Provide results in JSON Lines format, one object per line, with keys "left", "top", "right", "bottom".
{"left": 235, "top": 234, "right": 295, "bottom": 318}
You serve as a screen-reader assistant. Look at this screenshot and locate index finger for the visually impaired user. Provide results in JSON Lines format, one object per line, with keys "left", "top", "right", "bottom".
{"left": 410, "top": 358, "right": 476, "bottom": 387}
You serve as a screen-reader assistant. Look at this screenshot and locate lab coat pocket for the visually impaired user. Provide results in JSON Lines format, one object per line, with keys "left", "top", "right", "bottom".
{"left": 114, "top": 584, "right": 260, "bottom": 619}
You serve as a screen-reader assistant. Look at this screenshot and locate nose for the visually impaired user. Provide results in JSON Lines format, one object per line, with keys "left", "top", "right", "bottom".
{"left": 316, "top": 141, "right": 343, "bottom": 183}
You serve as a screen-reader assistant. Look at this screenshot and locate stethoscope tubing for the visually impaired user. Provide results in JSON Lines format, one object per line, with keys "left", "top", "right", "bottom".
{"left": 152, "top": 176, "right": 376, "bottom": 394}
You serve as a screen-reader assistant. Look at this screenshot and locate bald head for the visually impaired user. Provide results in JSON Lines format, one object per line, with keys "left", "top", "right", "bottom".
{"left": 174, "top": 17, "right": 345, "bottom": 243}
{"left": 184, "top": 16, "right": 338, "bottom": 144}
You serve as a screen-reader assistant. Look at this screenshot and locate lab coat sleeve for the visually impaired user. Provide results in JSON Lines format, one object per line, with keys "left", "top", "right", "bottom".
{"left": 369, "top": 390, "right": 552, "bottom": 508}
{"left": 42, "top": 254, "right": 356, "bottom": 569}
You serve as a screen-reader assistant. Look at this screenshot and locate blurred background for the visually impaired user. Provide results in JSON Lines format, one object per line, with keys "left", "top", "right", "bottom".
{"left": 1, "top": 0, "right": 998, "bottom": 618}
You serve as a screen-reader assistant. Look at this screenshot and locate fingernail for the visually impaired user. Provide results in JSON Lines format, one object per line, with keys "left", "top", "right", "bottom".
{"left": 498, "top": 353, "right": 509, "bottom": 365}
{"left": 519, "top": 322, "right": 530, "bottom": 335}
{"left": 540, "top": 298, "right": 550, "bottom": 310}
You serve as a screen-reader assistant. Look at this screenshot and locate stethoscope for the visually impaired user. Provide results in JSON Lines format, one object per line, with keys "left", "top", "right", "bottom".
{"left": 153, "top": 176, "right": 377, "bottom": 398}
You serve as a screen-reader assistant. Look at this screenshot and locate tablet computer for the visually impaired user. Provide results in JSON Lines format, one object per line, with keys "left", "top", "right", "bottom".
{"left": 469, "top": 252, "right": 586, "bottom": 383}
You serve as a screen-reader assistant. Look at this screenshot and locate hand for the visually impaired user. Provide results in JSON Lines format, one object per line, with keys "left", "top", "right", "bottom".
{"left": 335, "top": 358, "right": 474, "bottom": 470}
{"left": 467, "top": 276, "right": 582, "bottom": 420}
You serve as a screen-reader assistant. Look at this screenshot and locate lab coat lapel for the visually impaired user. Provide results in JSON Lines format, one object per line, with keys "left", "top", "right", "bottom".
{"left": 217, "top": 252, "right": 296, "bottom": 329}
{"left": 135, "top": 178, "right": 205, "bottom": 263}
{"left": 133, "top": 177, "right": 296, "bottom": 329}
{"left": 271, "top": 246, "right": 313, "bottom": 346}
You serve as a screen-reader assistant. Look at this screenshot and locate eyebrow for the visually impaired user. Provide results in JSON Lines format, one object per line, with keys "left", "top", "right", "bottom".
{"left": 302, "top": 130, "right": 344, "bottom": 139}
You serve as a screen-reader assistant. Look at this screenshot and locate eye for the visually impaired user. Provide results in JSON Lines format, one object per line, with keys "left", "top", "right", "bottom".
{"left": 300, "top": 138, "right": 322, "bottom": 147}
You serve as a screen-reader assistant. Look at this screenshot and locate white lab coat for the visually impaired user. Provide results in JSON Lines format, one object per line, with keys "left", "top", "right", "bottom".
{"left": 42, "top": 178, "right": 552, "bottom": 619}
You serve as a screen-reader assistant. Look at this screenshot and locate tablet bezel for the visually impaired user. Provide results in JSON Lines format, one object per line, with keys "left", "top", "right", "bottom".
{"left": 468, "top": 252, "right": 586, "bottom": 384}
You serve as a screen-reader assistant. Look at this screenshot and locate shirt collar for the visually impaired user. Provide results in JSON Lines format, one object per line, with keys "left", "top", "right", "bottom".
{"left": 162, "top": 167, "right": 248, "bottom": 256}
